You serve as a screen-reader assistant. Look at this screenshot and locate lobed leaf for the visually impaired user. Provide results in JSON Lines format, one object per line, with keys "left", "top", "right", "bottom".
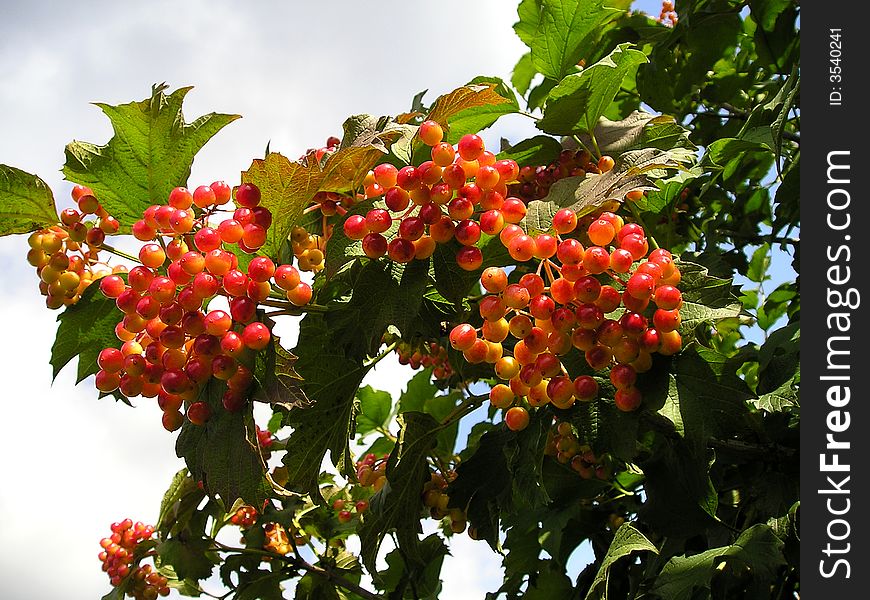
{"left": 63, "top": 84, "right": 239, "bottom": 226}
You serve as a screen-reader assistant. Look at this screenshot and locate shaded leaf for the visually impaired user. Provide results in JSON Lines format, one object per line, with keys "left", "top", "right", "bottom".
{"left": 0, "top": 165, "right": 58, "bottom": 236}
{"left": 497, "top": 135, "right": 563, "bottom": 167}
{"left": 524, "top": 148, "right": 690, "bottom": 233}
{"left": 356, "top": 386, "right": 393, "bottom": 437}
{"left": 585, "top": 523, "right": 657, "bottom": 600}
{"left": 651, "top": 524, "right": 785, "bottom": 600}
{"left": 176, "top": 379, "right": 271, "bottom": 506}
{"left": 359, "top": 412, "right": 441, "bottom": 575}
{"left": 50, "top": 280, "right": 122, "bottom": 384}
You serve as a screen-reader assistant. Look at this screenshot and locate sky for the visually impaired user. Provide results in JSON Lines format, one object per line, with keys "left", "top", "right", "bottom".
{"left": 0, "top": 1, "right": 733, "bottom": 599}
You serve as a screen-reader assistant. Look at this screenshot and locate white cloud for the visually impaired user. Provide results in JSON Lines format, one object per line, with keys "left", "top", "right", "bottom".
{"left": 0, "top": 1, "right": 539, "bottom": 597}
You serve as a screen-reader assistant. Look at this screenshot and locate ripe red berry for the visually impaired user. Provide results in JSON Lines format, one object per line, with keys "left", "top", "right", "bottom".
{"left": 186, "top": 401, "right": 212, "bottom": 425}
{"left": 504, "top": 406, "right": 530, "bottom": 431}
{"left": 242, "top": 322, "right": 271, "bottom": 351}
{"left": 235, "top": 183, "right": 261, "bottom": 208}
{"left": 457, "top": 134, "right": 485, "bottom": 161}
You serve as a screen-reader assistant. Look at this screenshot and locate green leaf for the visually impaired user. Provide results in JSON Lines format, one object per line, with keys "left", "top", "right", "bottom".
{"left": 295, "top": 572, "right": 339, "bottom": 600}
{"left": 651, "top": 524, "right": 786, "bottom": 600}
{"left": 356, "top": 386, "right": 393, "bottom": 437}
{"left": 0, "top": 165, "right": 58, "bottom": 236}
{"left": 398, "top": 369, "right": 440, "bottom": 414}
{"left": 539, "top": 44, "right": 647, "bottom": 136}
{"left": 175, "top": 379, "right": 271, "bottom": 506}
{"left": 585, "top": 523, "right": 657, "bottom": 600}
{"left": 63, "top": 84, "right": 239, "bottom": 226}
{"left": 359, "top": 412, "right": 441, "bottom": 576}
{"left": 514, "top": 0, "right": 623, "bottom": 81}
{"left": 241, "top": 152, "right": 324, "bottom": 259}
{"left": 497, "top": 135, "right": 563, "bottom": 167}
{"left": 512, "top": 52, "right": 536, "bottom": 96}
{"left": 650, "top": 346, "right": 753, "bottom": 444}
{"left": 327, "top": 259, "right": 432, "bottom": 357}
{"left": 747, "top": 243, "right": 771, "bottom": 283}
{"left": 50, "top": 280, "right": 121, "bottom": 384}
{"left": 753, "top": 375, "right": 799, "bottom": 413}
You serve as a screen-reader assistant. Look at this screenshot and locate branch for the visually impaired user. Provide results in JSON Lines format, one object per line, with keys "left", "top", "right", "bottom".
{"left": 718, "top": 230, "right": 799, "bottom": 247}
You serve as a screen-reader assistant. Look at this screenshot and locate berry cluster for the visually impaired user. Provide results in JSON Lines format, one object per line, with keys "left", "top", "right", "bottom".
{"left": 355, "top": 452, "right": 389, "bottom": 492}
{"left": 450, "top": 210, "right": 683, "bottom": 431}
{"left": 26, "top": 185, "right": 121, "bottom": 309}
{"left": 422, "top": 470, "right": 467, "bottom": 534}
{"left": 290, "top": 225, "right": 327, "bottom": 272}
{"left": 261, "top": 521, "right": 310, "bottom": 555}
{"left": 656, "top": 0, "right": 678, "bottom": 26}
{"left": 93, "top": 181, "right": 312, "bottom": 430}
{"left": 230, "top": 505, "right": 259, "bottom": 528}
{"left": 343, "top": 124, "right": 521, "bottom": 271}
{"left": 395, "top": 340, "right": 453, "bottom": 381}
{"left": 98, "top": 519, "right": 169, "bottom": 598}
{"left": 507, "top": 149, "right": 610, "bottom": 204}
{"left": 332, "top": 498, "right": 369, "bottom": 524}
{"left": 545, "top": 421, "right": 613, "bottom": 480}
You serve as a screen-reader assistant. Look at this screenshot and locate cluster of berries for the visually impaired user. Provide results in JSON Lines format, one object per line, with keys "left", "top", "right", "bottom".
{"left": 544, "top": 421, "right": 613, "bottom": 480}
{"left": 355, "top": 452, "right": 389, "bottom": 492}
{"left": 422, "top": 470, "right": 467, "bottom": 534}
{"left": 656, "top": 0, "right": 678, "bottom": 26}
{"left": 93, "top": 181, "right": 311, "bottom": 430}
{"left": 98, "top": 519, "right": 169, "bottom": 598}
{"left": 450, "top": 209, "right": 683, "bottom": 431}
{"left": 507, "top": 149, "right": 611, "bottom": 203}
{"left": 26, "top": 185, "right": 120, "bottom": 309}
{"left": 230, "top": 505, "right": 259, "bottom": 528}
{"left": 342, "top": 123, "right": 522, "bottom": 271}
{"left": 395, "top": 340, "right": 453, "bottom": 381}
{"left": 332, "top": 497, "right": 370, "bottom": 524}
{"left": 261, "top": 522, "right": 309, "bottom": 555}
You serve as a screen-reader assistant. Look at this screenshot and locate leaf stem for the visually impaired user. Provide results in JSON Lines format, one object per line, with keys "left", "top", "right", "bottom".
{"left": 626, "top": 202, "right": 660, "bottom": 251}
{"left": 99, "top": 243, "right": 141, "bottom": 264}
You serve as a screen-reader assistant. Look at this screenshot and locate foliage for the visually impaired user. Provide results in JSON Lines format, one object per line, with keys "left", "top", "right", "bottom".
{"left": 1, "top": 0, "right": 800, "bottom": 598}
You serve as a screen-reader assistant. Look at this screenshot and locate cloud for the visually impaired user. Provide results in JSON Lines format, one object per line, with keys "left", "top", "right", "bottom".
{"left": 0, "top": 1, "right": 533, "bottom": 597}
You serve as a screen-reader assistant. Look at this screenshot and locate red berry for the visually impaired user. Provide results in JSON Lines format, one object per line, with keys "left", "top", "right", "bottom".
{"left": 235, "top": 183, "right": 262, "bottom": 208}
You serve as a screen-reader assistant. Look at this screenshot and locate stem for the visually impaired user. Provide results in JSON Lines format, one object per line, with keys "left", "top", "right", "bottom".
{"left": 439, "top": 393, "right": 487, "bottom": 427}
{"left": 365, "top": 341, "right": 398, "bottom": 368}
{"left": 626, "top": 203, "right": 660, "bottom": 251}
{"left": 99, "top": 243, "right": 141, "bottom": 264}
{"left": 571, "top": 135, "right": 596, "bottom": 160}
